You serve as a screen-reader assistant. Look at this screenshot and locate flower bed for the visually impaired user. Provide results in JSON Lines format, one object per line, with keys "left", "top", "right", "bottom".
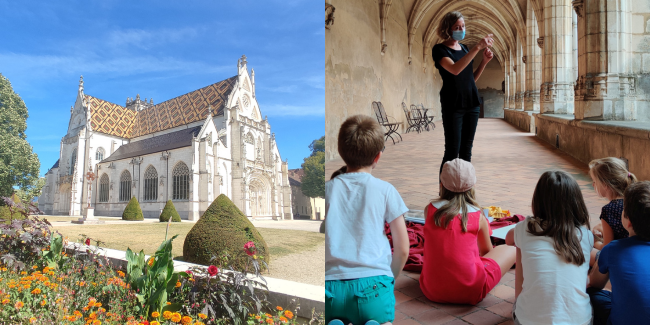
{"left": 0, "top": 204, "right": 323, "bottom": 325}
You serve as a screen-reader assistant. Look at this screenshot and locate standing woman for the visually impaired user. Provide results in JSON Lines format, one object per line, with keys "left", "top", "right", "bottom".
{"left": 432, "top": 11, "right": 494, "bottom": 176}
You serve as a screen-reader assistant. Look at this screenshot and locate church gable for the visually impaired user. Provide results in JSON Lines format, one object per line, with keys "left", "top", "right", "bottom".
{"left": 86, "top": 95, "right": 136, "bottom": 138}
{"left": 131, "top": 76, "right": 237, "bottom": 138}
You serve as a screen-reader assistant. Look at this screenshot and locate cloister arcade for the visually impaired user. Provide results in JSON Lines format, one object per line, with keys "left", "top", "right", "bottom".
{"left": 325, "top": 0, "right": 650, "bottom": 179}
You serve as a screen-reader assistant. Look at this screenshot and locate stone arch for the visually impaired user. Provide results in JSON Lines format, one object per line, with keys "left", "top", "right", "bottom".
{"left": 172, "top": 161, "right": 190, "bottom": 200}
{"left": 70, "top": 148, "right": 77, "bottom": 175}
{"left": 99, "top": 173, "right": 109, "bottom": 202}
{"left": 95, "top": 147, "right": 105, "bottom": 161}
{"left": 143, "top": 165, "right": 158, "bottom": 201}
{"left": 119, "top": 170, "right": 132, "bottom": 202}
{"left": 247, "top": 173, "right": 273, "bottom": 217}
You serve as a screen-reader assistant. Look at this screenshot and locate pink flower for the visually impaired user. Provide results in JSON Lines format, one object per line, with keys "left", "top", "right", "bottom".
{"left": 185, "top": 270, "right": 193, "bottom": 276}
{"left": 244, "top": 241, "right": 257, "bottom": 256}
{"left": 207, "top": 265, "right": 218, "bottom": 276}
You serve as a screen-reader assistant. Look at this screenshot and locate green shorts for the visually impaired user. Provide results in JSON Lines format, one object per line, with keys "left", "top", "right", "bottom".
{"left": 325, "top": 275, "right": 395, "bottom": 324}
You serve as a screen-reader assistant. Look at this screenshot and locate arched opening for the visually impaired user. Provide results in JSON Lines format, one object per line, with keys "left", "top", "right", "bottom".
{"left": 244, "top": 132, "right": 255, "bottom": 161}
{"left": 119, "top": 170, "right": 132, "bottom": 202}
{"left": 143, "top": 166, "right": 158, "bottom": 201}
{"left": 99, "top": 174, "right": 109, "bottom": 202}
{"left": 96, "top": 148, "right": 105, "bottom": 162}
{"left": 172, "top": 162, "right": 190, "bottom": 200}
{"left": 248, "top": 175, "right": 272, "bottom": 217}
{"left": 70, "top": 148, "right": 77, "bottom": 175}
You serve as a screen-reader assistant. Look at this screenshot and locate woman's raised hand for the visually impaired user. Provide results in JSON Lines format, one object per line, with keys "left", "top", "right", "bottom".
{"left": 483, "top": 47, "right": 494, "bottom": 62}
{"left": 477, "top": 34, "right": 494, "bottom": 50}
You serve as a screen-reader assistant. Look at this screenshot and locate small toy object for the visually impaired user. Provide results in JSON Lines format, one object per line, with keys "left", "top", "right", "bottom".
{"left": 484, "top": 206, "right": 511, "bottom": 219}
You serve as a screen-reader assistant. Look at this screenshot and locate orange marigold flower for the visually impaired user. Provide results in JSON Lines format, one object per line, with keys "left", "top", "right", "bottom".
{"left": 29, "top": 317, "right": 36, "bottom": 323}
{"left": 175, "top": 281, "right": 181, "bottom": 288}
{"left": 32, "top": 265, "right": 38, "bottom": 269}
{"left": 147, "top": 258, "right": 154, "bottom": 267}
{"left": 93, "top": 320, "right": 101, "bottom": 325}
{"left": 284, "top": 310, "right": 294, "bottom": 319}
{"left": 151, "top": 311, "right": 160, "bottom": 318}
{"left": 162, "top": 311, "right": 172, "bottom": 320}
{"left": 2, "top": 299, "right": 9, "bottom": 305}
{"left": 276, "top": 306, "right": 283, "bottom": 311}
{"left": 40, "top": 300, "right": 46, "bottom": 306}
{"left": 151, "top": 322, "right": 160, "bottom": 325}
{"left": 95, "top": 302, "right": 102, "bottom": 307}
{"left": 280, "top": 316, "right": 288, "bottom": 323}
{"left": 89, "top": 312, "right": 97, "bottom": 320}
{"left": 255, "top": 316, "right": 261, "bottom": 320}
{"left": 15, "top": 301, "right": 24, "bottom": 309}
{"left": 198, "top": 313, "right": 207, "bottom": 319}
{"left": 170, "top": 312, "right": 182, "bottom": 323}
{"left": 166, "top": 302, "right": 171, "bottom": 305}
{"left": 43, "top": 267, "right": 50, "bottom": 273}
{"left": 266, "top": 319, "right": 273, "bottom": 324}
{"left": 181, "top": 316, "right": 192, "bottom": 324}
{"left": 31, "top": 288, "right": 41, "bottom": 294}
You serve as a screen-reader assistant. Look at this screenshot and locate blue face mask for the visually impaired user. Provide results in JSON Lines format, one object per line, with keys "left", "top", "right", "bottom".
{"left": 452, "top": 30, "right": 465, "bottom": 41}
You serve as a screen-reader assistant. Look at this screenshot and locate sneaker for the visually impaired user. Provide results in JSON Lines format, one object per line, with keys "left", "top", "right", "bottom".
{"left": 328, "top": 320, "right": 345, "bottom": 325}
{"left": 365, "top": 321, "right": 381, "bottom": 325}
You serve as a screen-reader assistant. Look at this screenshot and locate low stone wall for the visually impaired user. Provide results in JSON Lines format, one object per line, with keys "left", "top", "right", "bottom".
{"left": 532, "top": 113, "right": 650, "bottom": 181}
{"left": 503, "top": 109, "right": 535, "bottom": 133}
{"left": 64, "top": 244, "right": 324, "bottom": 318}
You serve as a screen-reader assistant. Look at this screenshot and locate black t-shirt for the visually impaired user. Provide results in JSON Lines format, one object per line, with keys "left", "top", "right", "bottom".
{"left": 432, "top": 43, "right": 482, "bottom": 109}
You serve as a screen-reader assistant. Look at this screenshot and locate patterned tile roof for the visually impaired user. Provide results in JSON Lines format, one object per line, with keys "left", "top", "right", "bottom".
{"left": 131, "top": 76, "right": 237, "bottom": 138}
{"left": 87, "top": 76, "right": 237, "bottom": 139}
{"left": 87, "top": 95, "right": 137, "bottom": 138}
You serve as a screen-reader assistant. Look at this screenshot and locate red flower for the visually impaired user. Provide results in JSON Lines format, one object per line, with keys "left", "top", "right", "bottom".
{"left": 185, "top": 270, "right": 193, "bottom": 276}
{"left": 85, "top": 238, "right": 91, "bottom": 246}
{"left": 244, "top": 241, "right": 257, "bottom": 256}
{"left": 207, "top": 265, "right": 218, "bottom": 276}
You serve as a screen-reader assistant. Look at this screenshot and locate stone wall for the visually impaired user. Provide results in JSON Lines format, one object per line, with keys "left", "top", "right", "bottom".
{"left": 534, "top": 113, "right": 650, "bottom": 181}
{"left": 325, "top": 0, "right": 441, "bottom": 162}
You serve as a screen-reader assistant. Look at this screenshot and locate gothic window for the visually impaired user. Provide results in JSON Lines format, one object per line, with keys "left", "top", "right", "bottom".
{"left": 70, "top": 149, "right": 77, "bottom": 175}
{"left": 119, "top": 170, "right": 132, "bottom": 202}
{"left": 99, "top": 174, "right": 109, "bottom": 203}
{"left": 245, "top": 133, "right": 255, "bottom": 161}
{"left": 172, "top": 162, "right": 189, "bottom": 200}
{"left": 256, "top": 137, "right": 263, "bottom": 158}
{"left": 96, "top": 148, "right": 105, "bottom": 161}
{"left": 244, "top": 133, "right": 254, "bottom": 144}
{"left": 143, "top": 166, "right": 158, "bottom": 201}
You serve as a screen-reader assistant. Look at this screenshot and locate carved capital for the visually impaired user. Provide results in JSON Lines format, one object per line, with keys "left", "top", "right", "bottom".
{"left": 325, "top": 3, "right": 335, "bottom": 29}
{"left": 572, "top": 0, "right": 584, "bottom": 18}
{"left": 537, "top": 37, "right": 544, "bottom": 49}
{"left": 522, "top": 56, "right": 527, "bottom": 64}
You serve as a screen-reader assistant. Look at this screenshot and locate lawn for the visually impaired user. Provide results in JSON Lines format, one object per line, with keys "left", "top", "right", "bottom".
{"left": 51, "top": 222, "right": 324, "bottom": 260}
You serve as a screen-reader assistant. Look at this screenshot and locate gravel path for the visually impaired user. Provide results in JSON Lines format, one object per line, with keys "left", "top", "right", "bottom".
{"left": 265, "top": 241, "right": 325, "bottom": 286}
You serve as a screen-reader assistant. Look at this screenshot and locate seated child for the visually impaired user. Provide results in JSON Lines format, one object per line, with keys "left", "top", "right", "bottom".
{"left": 588, "top": 181, "right": 650, "bottom": 325}
{"left": 420, "top": 158, "right": 515, "bottom": 305}
{"left": 506, "top": 171, "right": 593, "bottom": 325}
{"left": 589, "top": 157, "right": 637, "bottom": 250}
{"left": 325, "top": 115, "right": 410, "bottom": 325}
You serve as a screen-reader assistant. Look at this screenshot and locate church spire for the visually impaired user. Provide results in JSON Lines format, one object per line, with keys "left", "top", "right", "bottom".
{"left": 79, "top": 75, "right": 84, "bottom": 93}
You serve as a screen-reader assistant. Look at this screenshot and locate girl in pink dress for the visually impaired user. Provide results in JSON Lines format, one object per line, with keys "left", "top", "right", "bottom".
{"left": 420, "top": 158, "right": 516, "bottom": 304}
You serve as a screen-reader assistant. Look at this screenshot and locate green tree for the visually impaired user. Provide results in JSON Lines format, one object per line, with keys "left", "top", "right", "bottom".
{"left": 301, "top": 136, "right": 325, "bottom": 198}
{"left": 16, "top": 177, "right": 45, "bottom": 205}
{"left": 0, "top": 74, "right": 40, "bottom": 199}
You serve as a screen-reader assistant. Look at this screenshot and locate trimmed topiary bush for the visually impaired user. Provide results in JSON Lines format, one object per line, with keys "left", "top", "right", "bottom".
{"left": 122, "top": 196, "right": 143, "bottom": 221}
{"left": 159, "top": 200, "right": 181, "bottom": 222}
{"left": 183, "top": 194, "right": 269, "bottom": 271}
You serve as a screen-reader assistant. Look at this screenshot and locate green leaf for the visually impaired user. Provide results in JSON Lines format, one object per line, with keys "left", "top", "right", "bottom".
{"left": 161, "top": 303, "right": 183, "bottom": 313}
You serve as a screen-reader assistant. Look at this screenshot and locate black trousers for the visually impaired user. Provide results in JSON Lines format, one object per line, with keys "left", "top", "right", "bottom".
{"left": 439, "top": 106, "right": 480, "bottom": 175}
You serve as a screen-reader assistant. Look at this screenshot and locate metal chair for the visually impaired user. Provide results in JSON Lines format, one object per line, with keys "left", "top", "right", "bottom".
{"left": 402, "top": 102, "right": 422, "bottom": 133}
{"left": 410, "top": 104, "right": 429, "bottom": 132}
{"left": 418, "top": 103, "right": 436, "bottom": 131}
{"left": 372, "top": 101, "right": 403, "bottom": 144}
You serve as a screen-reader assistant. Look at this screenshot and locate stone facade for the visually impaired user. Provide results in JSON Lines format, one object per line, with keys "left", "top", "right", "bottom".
{"left": 288, "top": 168, "right": 325, "bottom": 220}
{"left": 40, "top": 56, "right": 293, "bottom": 220}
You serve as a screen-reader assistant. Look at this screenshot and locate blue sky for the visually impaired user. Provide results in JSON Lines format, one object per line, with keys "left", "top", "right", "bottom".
{"left": 0, "top": 0, "right": 324, "bottom": 176}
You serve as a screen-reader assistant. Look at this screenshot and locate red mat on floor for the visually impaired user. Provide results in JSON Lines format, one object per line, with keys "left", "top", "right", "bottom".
{"left": 385, "top": 215, "right": 526, "bottom": 272}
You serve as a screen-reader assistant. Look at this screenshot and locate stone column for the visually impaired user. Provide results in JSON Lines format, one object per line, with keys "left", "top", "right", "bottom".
{"left": 503, "top": 55, "right": 512, "bottom": 110}
{"left": 540, "top": 0, "right": 575, "bottom": 114}
{"left": 509, "top": 50, "right": 517, "bottom": 109}
{"left": 573, "top": 0, "right": 635, "bottom": 120}
{"left": 525, "top": 0, "right": 542, "bottom": 111}
{"left": 515, "top": 37, "right": 526, "bottom": 110}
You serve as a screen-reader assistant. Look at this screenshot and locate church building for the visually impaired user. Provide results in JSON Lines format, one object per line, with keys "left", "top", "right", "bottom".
{"left": 40, "top": 56, "right": 293, "bottom": 221}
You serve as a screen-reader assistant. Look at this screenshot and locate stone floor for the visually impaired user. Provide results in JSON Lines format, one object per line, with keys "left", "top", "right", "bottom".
{"left": 325, "top": 118, "right": 608, "bottom": 325}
